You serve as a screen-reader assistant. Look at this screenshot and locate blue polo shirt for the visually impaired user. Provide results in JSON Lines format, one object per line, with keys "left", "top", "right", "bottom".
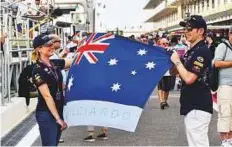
{"left": 32, "top": 59, "right": 65, "bottom": 113}
{"left": 180, "top": 40, "right": 213, "bottom": 115}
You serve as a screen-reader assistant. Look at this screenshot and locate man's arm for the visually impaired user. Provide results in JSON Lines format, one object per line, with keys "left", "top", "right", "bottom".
{"left": 173, "top": 61, "right": 198, "bottom": 85}
{"left": 214, "top": 42, "right": 230, "bottom": 68}
{"left": 215, "top": 60, "right": 232, "bottom": 68}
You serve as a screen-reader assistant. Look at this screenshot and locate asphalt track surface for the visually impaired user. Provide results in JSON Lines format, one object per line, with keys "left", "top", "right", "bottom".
{"left": 32, "top": 90, "right": 220, "bottom": 146}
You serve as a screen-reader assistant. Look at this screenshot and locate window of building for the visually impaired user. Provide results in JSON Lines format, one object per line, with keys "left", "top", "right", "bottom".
{"left": 194, "top": 1, "right": 197, "bottom": 14}
{"left": 188, "top": 4, "right": 191, "bottom": 13}
{"left": 212, "top": 0, "right": 215, "bottom": 8}
{"left": 207, "top": 0, "right": 209, "bottom": 8}
{"left": 201, "top": 0, "right": 204, "bottom": 12}
{"left": 197, "top": 0, "right": 200, "bottom": 13}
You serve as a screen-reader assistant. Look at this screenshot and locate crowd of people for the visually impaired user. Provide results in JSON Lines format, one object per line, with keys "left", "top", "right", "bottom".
{"left": 122, "top": 16, "right": 232, "bottom": 147}
{"left": 1, "top": 13, "right": 232, "bottom": 146}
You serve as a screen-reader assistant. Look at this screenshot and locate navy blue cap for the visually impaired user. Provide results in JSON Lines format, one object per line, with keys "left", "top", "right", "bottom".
{"left": 179, "top": 15, "right": 207, "bottom": 32}
{"left": 33, "top": 34, "right": 53, "bottom": 49}
{"left": 229, "top": 27, "right": 232, "bottom": 33}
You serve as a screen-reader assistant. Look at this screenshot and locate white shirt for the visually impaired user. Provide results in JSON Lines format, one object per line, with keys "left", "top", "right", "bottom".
{"left": 50, "top": 53, "right": 67, "bottom": 83}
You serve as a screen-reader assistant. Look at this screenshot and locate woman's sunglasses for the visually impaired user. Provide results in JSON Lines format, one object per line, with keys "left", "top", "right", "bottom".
{"left": 53, "top": 40, "right": 61, "bottom": 43}
{"left": 42, "top": 43, "right": 53, "bottom": 47}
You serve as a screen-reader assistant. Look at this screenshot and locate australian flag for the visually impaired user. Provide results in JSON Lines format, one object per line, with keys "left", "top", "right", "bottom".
{"left": 63, "top": 33, "right": 173, "bottom": 132}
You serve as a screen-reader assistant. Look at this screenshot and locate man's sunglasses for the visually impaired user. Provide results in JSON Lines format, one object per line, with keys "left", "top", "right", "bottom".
{"left": 162, "top": 43, "right": 169, "bottom": 45}
{"left": 184, "top": 27, "right": 193, "bottom": 32}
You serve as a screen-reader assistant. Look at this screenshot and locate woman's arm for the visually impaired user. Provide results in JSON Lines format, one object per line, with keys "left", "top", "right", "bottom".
{"left": 38, "top": 83, "right": 67, "bottom": 130}
{"left": 38, "top": 83, "right": 61, "bottom": 120}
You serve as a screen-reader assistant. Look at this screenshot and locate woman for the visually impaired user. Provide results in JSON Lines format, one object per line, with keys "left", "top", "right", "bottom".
{"left": 32, "top": 34, "right": 73, "bottom": 146}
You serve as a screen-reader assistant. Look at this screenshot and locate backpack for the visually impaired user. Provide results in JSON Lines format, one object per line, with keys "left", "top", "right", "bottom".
{"left": 209, "top": 41, "right": 232, "bottom": 92}
{"left": 18, "top": 64, "right": 38, "bottom": 106}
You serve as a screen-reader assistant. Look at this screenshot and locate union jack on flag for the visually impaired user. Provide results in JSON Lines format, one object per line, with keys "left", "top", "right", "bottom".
{"left": 64, "top": 33, "right": 173, "bottom": 132}
{"left": 74, "top": 33, "right": 115, "bottom": 65}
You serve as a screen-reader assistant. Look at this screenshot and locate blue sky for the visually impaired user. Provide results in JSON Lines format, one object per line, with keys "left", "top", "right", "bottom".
{"left": 99, "top": 0, "right": 148, "bottom": 29}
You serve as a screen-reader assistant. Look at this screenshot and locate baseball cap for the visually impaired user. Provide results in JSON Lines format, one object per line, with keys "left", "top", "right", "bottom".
{"left": 179, "top": 15, "right": 207, "bottom": 32}
{"left": 229, "top": 27, "right": 232, "bottom": 33}
{"left": 33, "top": 34, "right": 60, "bottom": 49}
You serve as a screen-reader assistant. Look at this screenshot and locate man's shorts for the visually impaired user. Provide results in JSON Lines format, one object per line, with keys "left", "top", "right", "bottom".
{"left": 158, "top": 76, "right": 176, "bottom": 92}
{"left": 217, "top": 85, "right": 232, "bottom": 132}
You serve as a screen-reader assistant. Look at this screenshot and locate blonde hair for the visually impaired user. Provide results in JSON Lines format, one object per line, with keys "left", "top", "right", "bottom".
{"left": 31, "top": 50, "right": 40, "bottom": 62}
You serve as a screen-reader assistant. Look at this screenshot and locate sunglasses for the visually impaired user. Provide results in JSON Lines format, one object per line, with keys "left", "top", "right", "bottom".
{"left": 184, "top": 27, "right": 193, "bottom": 32}
{"left": 42, "top": 43, "right": 53, "bottom": 47}
{"left": 162, "top": 43, "right": 169, "bottom": 45}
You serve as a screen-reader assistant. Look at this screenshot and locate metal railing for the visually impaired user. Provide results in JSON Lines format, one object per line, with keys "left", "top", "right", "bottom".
{"left": 0, "top": 0, "right": 55, "bottom": 106}
{"left": 0, "top": 51, "right": 4, "bottom": 105}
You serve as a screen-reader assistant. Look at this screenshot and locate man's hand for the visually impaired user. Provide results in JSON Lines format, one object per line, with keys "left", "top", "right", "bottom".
{"left": 170, "top": 50, "right": 181, "bottom": 64}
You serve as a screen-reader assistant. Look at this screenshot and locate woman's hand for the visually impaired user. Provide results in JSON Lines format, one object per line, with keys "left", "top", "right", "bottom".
{"left": 56, "top": 119, "right": 67, "bottom": 130}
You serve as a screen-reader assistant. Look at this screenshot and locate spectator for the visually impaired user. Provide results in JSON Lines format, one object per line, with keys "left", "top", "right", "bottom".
{"left": 206, "top": 32, "right": 217, "bottom": 58}
{"left": 152, "top": 37, "right": 158, "bottom": 46}
{"left": 214, "top": 28, "right": 232, "bottom": 146}
{"left": 170, "top": 15, "right": 212, "bottom": 146}
{"left": 129, "top": 35, "right": 135, "bottom": 40}
{"left": 171, "top": 36, "right": 187, "bottom": 57}
{"left": 65, "top": 36, "right": 77, "bottom": 53}
{"left": 157, "top": 38, "right": 175, "bottom": 109}
{"left": 31, "top": 34, "right": 73, "bottom": 146}
{"left": 84, "top": 126, "right": 108, "bottom": 142}
{"left": 73, "top": 31, "right": 80, "bottom": 43}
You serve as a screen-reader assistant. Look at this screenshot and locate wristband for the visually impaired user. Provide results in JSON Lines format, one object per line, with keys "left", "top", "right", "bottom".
{"left": 175, "top": 61, "right": 182, "bottom": 67}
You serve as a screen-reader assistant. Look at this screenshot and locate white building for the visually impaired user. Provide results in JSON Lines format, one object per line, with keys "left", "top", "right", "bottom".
{"left": 144, "top": 0, "right": 232, "bottom": 32}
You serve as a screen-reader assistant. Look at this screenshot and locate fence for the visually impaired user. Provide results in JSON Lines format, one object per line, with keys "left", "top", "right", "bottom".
{"left": 0, "top": 0, "right": 54, "bottom": 106}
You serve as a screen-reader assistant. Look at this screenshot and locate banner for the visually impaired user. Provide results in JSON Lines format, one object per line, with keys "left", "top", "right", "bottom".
{"left": 64, "top": 33, "right": 173, "bottom": 132}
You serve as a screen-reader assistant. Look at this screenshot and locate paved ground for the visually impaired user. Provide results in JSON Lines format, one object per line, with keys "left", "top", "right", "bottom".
{"left": 33, "top": 91, "right": 220, "bottom": 146}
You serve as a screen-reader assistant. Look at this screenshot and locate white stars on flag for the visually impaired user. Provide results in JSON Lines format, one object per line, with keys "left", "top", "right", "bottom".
{"left": 67, "top": 75, "right": 74, "bottom": 91}
{"left": 137, "top": 49, "right": 147, "bottom": 56}
{"left": 111, "top": 82, "right": 121, "bottom": 92}
{"left": 108, "top": 48, "right": 156, "bottom": 93}
{"left": 108, "top": 58, "right": 118, "bottom": 66}
{"left": 146, "top": 62, "right": 156, "bottom": 70}
{"left": 131, "top": 70, "right": 137, "bottom": 75}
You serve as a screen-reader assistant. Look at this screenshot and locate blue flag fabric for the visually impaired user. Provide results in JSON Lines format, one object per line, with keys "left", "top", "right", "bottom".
{"left": 64, "top": 33, "right": 173, "bottom": 132}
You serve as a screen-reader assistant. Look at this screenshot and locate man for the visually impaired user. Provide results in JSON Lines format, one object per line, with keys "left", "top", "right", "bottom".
{"left": 214, "top": 28, "right": 232, "bottom": 146}
{"left": 170, "top": 15, "right": 213, "bottom": 146}
{"left": 158, "top": 38, "right": 175, "bottom": 109}
{"left": 66, "top": 36, "right": 77, "bottom": 53}
{"left": 49, "top": 34, "right": 67, "bottom": 144}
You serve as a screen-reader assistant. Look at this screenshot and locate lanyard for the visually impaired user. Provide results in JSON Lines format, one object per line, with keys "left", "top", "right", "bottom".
{"left": 40, "top": 60, "right": 60, "bottom": 92}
